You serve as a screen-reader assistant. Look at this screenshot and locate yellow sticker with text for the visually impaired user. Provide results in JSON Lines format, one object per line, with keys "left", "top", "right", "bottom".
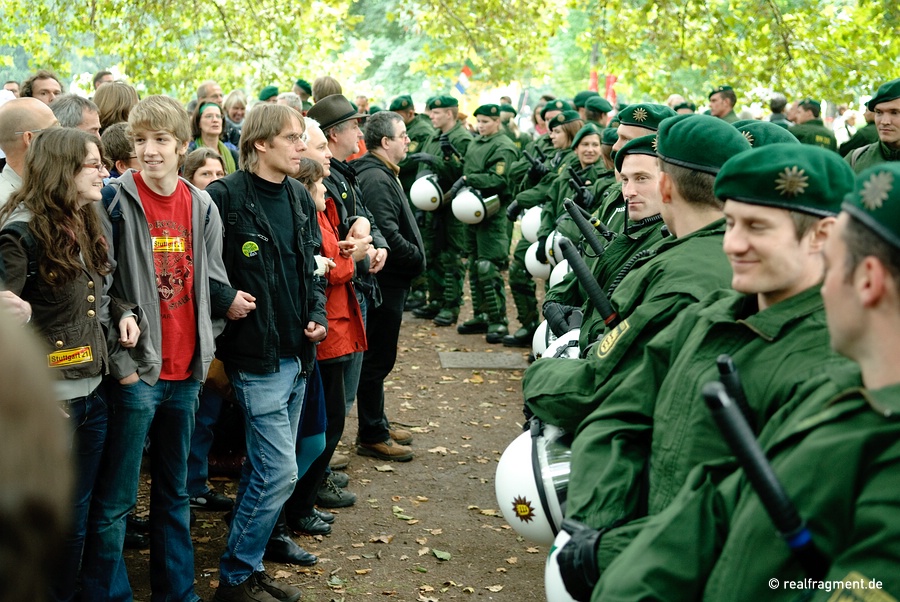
{"left": 596, "top": 320, "right": 630, "bottom": 359}
{"left": 152, "top": 237, "right": 185, "bottom": 253}
{"left": 48, "top": 346, "right": 93, "bottom": 368}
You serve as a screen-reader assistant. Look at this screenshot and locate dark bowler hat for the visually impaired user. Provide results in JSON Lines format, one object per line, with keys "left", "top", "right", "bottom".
{"left": 307, "top": 94, "right": 365, "bottom": 130}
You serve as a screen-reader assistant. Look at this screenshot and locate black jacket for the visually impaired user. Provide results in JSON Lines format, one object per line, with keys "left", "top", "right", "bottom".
{"left": 351, "top": 153, "right": 425, "bottom": 289}
{"left": 206, "top": 170, "right": 327, "bottom": 374}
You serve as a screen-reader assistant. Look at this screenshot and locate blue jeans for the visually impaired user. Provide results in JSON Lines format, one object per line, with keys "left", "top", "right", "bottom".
{"left": 81, "top": 377, "right": 201, "bottom": 602}
{"left": 51, "top": 387, "right": 108, "bottom": 602}
{"left": 186, "top": 386, "right": 225, "bottom": 497}
{"left": 219, "top": 357, "right": 306, "bottom": 586}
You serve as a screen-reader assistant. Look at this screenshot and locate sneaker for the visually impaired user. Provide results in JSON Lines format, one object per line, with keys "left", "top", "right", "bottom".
{"left": 190, "top": 489, "right": 234, "bottom": 511}
{"left": 389, "top": 428, "right": 413, "bottom": 446}
{"left": 316, "top": 474, "right": 358, "bottom": 508}
{"left": 254, "top": 571, "right": 302, "bottom": 602}
{"left": 288, "top": 514, "right": 331, "bottom": 536}
{"left": 356, "top": 439, "right": 414, "bottom": 462}
{"left": 213, "top": 574, "right": 280, "bottom": 602}
{"left": 327, "top": 471, "right": 349, "bottom": 488}
{"left": 329, "top": 452, "right": 350, "bottom": 470}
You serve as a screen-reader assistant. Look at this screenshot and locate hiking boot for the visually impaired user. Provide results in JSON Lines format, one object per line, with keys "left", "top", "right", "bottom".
{"left": 316, "top": 474, "right": 358, "bottom": 508}
{"left": 329, "top": 452, "right": 350, "bottom": 470}
{"left": 412, "top": 302, "right": 441, "bottom": 319}
{"left": 389, "top": 427, "right": 413, "bottom": 446}
{"left": 432, "top": 309, "right": 458, "bottom": 326}
{"left": 213, "top": 574, "right": 280, "bottom": 602}
{"left": 457, "top": 314, "right": 488, "bottom": 334}
{"left": 485, "top": 323, "right": 509, "bottom": 344}
{"left": 404, "top": 291, "right": 426, "bottom": 311}
{"left": 254, "top": 571, "right": 302, "bottom": 602}
{"left": 327, "top": 471, "right": 349, "bottom": 488}
{"left": 356, "top": 439, "right": 414, "bottom": 462}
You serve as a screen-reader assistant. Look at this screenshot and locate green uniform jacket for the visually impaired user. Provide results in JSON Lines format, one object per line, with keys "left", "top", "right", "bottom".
{"left": 523, "top": 219, "right": 731, "bottom": 433}
{"left": 721, "top": 110, "right": 739, "bottom": 124}
{"left": 567, "top": 285, "right": 853, "bottom": 544}
{"left": 845, "top": 141, "right": 900, "bottom": 174}
{"left": 537, "top": 160, "right": 608, "bottom": 241}
{"left": 790, "top": 119, "right": 838, "bottom": 151}
{"left": 508, "top": 133, "right": 555, "bottom": 195}
{"left": 462, "top": 131, "right": 519, "bottom": 204}
{"left": 502, "top": 122, "right": 531, "bottom": 151}
{"left": 417, "top": 121, "right": 473, "bottom": 190}
{"left": 595, "top": 371, "right": 900, "bottom": 602}
{"left": 593, "top": 181, "right": 627, "bottom": 234}
{"left": 398, "top": 113, "right": 436, "bottom": 193}
{"left": 514, "top": 148, "right": 577, "bottom": 211}
{"left": 839, "top": 122, "right": 879, "bottom": 157}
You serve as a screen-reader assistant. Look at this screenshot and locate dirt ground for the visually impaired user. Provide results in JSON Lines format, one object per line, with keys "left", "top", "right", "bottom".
{"left": 128, "top": 299, "right": 549, "bottom": 602}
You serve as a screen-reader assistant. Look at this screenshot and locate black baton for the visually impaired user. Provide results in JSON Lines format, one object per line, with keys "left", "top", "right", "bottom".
{"left": 703, "top": 382, "right": 828, "bottom": 580}
{"left": 716, "top": 354, "right": 756, "bottom": 433}
{"left": 558, "top": 238, "right": 620, "bottom": 328}
{"left": 564, "top": 200, "right": 609, "bottom": 257}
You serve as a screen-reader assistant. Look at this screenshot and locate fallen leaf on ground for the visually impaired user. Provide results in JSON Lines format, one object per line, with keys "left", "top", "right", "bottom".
{"left": 428, "top": 446, "right": 449, "bottom": 455}
{"left": 506, "top": 557, "right": 518, "bottom": 564}
{"left": 418, "top": 547, "right": 430, "bottom": 556}
{"left": 355, "top": 569, "right": 372, "bottom": 575}
{"left": 479, "top": 508, "right": 502, "bottom": 517}
{"left": 351, "top": 543, "right": 365, "bottom": 548}
{"left": 370, "top": 534, "right": 394, "bottom": 544}
{"left": 486, "top": 585, "right": 504, "bottom": 592}
{"left": 526, "top": 546, "right": 540, "bottom": 553}
{"left": 432, "top": 549, "right": 451, "bottom": 561}
{"left": 374, "top": 465, "right": 395, "bottom": 472}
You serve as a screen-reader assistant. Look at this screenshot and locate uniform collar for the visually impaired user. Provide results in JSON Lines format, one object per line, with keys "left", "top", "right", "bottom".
{"left": 733, "top": 284, "right": 824, "bottom": 341}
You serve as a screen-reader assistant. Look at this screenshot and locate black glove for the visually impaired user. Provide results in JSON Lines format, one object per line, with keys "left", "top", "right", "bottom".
{"left": 549, "top": 151, "right": 563, "bottom": 170}
{"left": 439, "top": 134, "right": 462, "bottom": 160}
{"left": 573, "top": 185, "right": 595, "bottom": 209}
{"left": 528, "top": 161, "right": 550, "bottom": 184}
{"left": 444, "top": 176, "right": 466, "bottom": 201}
{"left": 535, "top": 235, "right": 548, "bottom": 264}
{"left": 506, "top": 200, "right": 522, "bottom": 222}
{"left": 407, "top": 152, "right": 439, "bottom": 167}
{"left": 556, "top": 518, "right": 603, "bottom": 601}
{"left": 543, "top": 302, "right": 577, "bottom": 337}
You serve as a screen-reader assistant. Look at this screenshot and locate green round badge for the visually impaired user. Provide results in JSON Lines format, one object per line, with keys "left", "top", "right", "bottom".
{"left": 242, "top": 241, "right": 259, "bottom": 257}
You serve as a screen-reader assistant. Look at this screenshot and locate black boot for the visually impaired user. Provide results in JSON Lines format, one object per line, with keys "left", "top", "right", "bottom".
{"left": 263, "top": 510, "right": 317, "bottom": 566}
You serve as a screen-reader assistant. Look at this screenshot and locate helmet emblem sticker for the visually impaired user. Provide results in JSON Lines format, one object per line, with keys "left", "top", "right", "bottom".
{"left": 512, "top": 496, "right": 536, "bottom": 522}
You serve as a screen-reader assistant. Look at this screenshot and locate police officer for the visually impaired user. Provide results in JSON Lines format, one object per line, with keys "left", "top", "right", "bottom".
{"left": 846, "top": 77, "right": 900, "bottom": 172}
{"left": 592, "top": 162, "right": 900, "bottom": 602}
{"left": 583, "top": 96, "right": 613, "bottom": 127}
{"left": 451, "top": 104, "right": 520, "bottom": 342}
{"left": 708, "top": 85, "right": 739, "bottom": 123}
{"left": 789, "top": 98, "right": 837, "bottom": 151}
{"left": 499, "top": 103, "right": 531, "bottom": 150}
{"left": 410, "top": 95, "right": 473, "bottom": 326}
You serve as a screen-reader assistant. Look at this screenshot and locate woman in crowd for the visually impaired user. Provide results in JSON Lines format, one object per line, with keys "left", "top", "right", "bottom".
{"left": 183, "top": 147, "right": 226, "bottom": 190}
{"left": 0, "top": 127, "right": 140, "bottom": 602}
{"left": 93, "top": 81, "right": 140, "bottom": 133}
{"left": 223, "top": 90, "right": 247, "bottom": 134}
{"left": 188, "top": 102, "right": 239, "bottom": 173}
{"left": 284, "top": 158, "right": 369, "bottom": 536}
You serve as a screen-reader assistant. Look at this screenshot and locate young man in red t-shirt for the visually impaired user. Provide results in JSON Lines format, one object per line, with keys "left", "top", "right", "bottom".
{"left": 81, "top": 95, "right": 251, "bottom": 602}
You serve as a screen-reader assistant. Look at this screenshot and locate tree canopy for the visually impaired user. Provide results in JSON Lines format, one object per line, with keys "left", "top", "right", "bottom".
{"left": 0, "top": 0, "right": 897, "bottom": 103}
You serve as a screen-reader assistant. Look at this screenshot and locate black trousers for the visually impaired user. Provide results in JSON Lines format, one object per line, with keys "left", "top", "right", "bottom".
{"left": 356, "top": 284, "right": 408, "bottom": 444}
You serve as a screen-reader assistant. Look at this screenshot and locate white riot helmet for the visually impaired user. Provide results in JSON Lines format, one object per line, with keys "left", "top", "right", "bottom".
{"left": 544, "top": 230, "right": 567, "bottom": 267}
{"left": 495, "top": 420, "right": 572, "bottom": 545}
{"left": 452, "top": 187, "right": 500, "bottom": 224}
{"left": 548, "top": 259, "right": 571, "bottom": 289}
{"left": 542, "top": 328, "right": 581, "bottom": 360}
{"left": 521, "top": 206, "right": 543, "bottom": 243}
{"left": 526, "top": 241, "right": 552, "bottom": 280}
{"left": 545, "top": 529, "right": 578, "bottom": 602}
{"left": 532, "top": 319, "right": 557, "bottom": 358}
{"left": 410, "top": 174, "right": 443, "bottom": 211}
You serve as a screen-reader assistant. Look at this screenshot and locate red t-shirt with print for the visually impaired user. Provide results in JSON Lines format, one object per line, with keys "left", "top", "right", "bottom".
{"left": 135, "top": 172, "right": 197, "bottom": 380}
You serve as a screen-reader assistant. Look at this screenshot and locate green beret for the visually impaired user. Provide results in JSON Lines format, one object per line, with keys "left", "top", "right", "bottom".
{"left": 709, "top": 85, "right": 734, "bottom": 99}
{"left": 614, "top": 134, "right": 658, "bottom": 173}
{"left": 547, "top": 110, "right": 581, "bottom": 130}
{"left": 657, "top": 114, "right": 751, "bottom": 175}
{"left": 499, "top": 103, "right": 517, "bottom": 115}
{"left": 798, "top": 98, "right": 821, "bottom": 111}
{"left": 842, "top": 163, "right": 900, "bottom": 249}
{"left": 585, "top": 96, "right": 613, "bottom": 113}
{"left": 389, "top": 94, "right": 414, "bottom": 111}
{"left": 427, "top": 95, "right": 458, "bottom": 110}
{"left": 715, "top": 143, "right": 854, "bottom": 216}
{"left": 601, "top": 126, "right": 619, "bottom": 146}
{"left": 573, "top": 91, "right": 600, "bottom": 108}
{"left": 571, "top": 123, "right": 603, "bottom": 149}
{"left": 294, "top": 79, "right": 312, "bottom": 95}
{"left": 673, "top": 102, "right": 696, "bottom": 113}
{"left": 258, "top": 85, "right": 279, "bottom": 101}
{"left": 617, "top": 103, "right": 677, "bottom": 132}
{"left": 867, "top": 78, "right": 900, "bottom": 111}
{"left": 608, "top": 117, "right": 620, "bottom": 128}
{"left": 474, "top": 104, "right": 501, "bottom": 118}
{"left": 731, "top": 119, "right": 758, "bottom": 128}
{"left": 369, "top": 105, "right": 382, "bottom": 114}
{"left": 540, "top": 99, "right": 573, "bottom": 119}
{"left": 736, "top": 121, "right": 800, "bottom": 148}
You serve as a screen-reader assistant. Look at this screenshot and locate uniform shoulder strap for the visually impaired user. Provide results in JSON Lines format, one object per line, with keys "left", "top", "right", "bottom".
{"left": 849, "top": 144, "right": 869, "bottom": 168}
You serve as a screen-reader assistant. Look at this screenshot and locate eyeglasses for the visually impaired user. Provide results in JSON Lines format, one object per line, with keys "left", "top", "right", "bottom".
{"left": 82, "top": 162, "right": 108, "bottom": 173}
{"left": 387, "top": 133, "right": 410, "bottom": 141}
{"left": 281, "top": 133, "right": 304, "bottom": 144}
{"left": 14, "top": 128, "right": 46, "bottom": 135}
